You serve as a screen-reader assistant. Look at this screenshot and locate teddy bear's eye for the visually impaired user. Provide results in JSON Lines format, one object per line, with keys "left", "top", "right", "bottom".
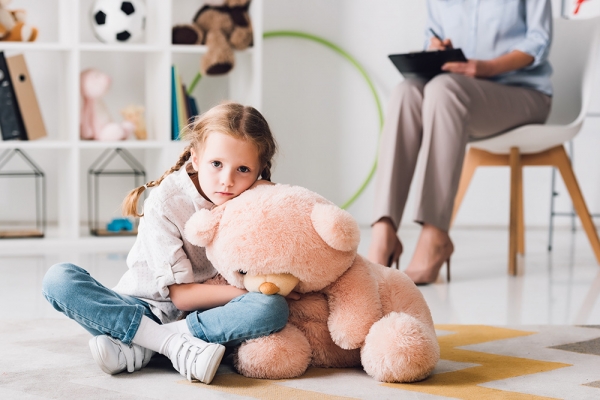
{"left": 238, "top": 270, "right": 247, "bottom": 275}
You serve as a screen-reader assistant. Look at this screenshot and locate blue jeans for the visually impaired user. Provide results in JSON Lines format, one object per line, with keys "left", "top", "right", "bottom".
{"left": 42, "top": 263, "right": 289, "bottom": 346}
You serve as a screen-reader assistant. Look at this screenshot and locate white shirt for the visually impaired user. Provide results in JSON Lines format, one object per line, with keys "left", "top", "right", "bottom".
{"left": 113, "top": 163, "right": 217, "bottom": 323}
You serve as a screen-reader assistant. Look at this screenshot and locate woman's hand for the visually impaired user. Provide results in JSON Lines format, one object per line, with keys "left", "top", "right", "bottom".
{"left": 442, "top": 50, "right": 534, "bottom": 79}
{"left": 442, "top": 59, "right": 494, "bottom": 78}
{"left": 428, "top": 37, "right": 453, "bottom": 51}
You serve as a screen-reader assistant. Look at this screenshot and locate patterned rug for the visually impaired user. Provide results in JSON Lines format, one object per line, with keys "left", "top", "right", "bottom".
{"left": 1, "top": 320, "right": 599, "bottom": 399}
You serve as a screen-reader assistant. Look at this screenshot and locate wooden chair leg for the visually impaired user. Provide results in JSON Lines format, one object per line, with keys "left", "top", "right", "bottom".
{"left": 451, "top": 148, "right": 479, "bottom": 227}
{"left": 508, "top": 147, "right": 520, "bottom": 275}
{"left": 517, "top": 160, "right": 525, "bottom": 255}
{"left": 552, "top": 146, "right": 600, "bottom": 265}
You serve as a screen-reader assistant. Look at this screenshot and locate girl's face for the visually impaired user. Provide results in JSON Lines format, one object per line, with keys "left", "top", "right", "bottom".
{"left": 191, "top": 131, "right": 261, "bottom": 205}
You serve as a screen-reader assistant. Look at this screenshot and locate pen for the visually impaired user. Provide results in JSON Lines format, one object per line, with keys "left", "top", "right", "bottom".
{"left": 429, "top": 28, "right": 443, "bottom": 42}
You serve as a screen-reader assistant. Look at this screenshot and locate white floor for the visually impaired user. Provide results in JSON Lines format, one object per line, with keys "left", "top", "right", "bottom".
{"left": 2, "top": 226, "right": 599, "bottom": 325}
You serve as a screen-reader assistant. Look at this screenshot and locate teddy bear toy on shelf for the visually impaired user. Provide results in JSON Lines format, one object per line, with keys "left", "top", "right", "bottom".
{"left": 0, "top": 0, "right": 38, "bottom": 42}
{"left": 185, "top": 184, "right": 440, "bottom": 383}
{"left": 172, "top": 0, "right": 253, "bottom": 75}
{"left": 120, "top": 104, "right": 147, "bottom": 140}
{"left": 80, "top": 69, "right": 135, "bottom": 141}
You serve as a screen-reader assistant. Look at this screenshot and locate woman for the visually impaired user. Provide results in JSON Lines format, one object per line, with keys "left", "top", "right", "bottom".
{"left": 368, "top": 0, "right": 553, "bottom": 284}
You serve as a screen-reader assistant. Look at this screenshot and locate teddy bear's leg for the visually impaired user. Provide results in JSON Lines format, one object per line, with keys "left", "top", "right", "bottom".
{"left": 5, "top": 22, "right": 37, "bottom": 42}
{"left": 230, "top": 26, "right": 252, "bottom": 50}
{"left": 361, "top": 312, "right": 439, "bottom": 383}
{"left": 23, "top": 25, "right": 37, "bottom": 42}
{"left": 201, "top": 30, "right": 235, "bottom": 75}
{"left": 234, "top": 324, "right": 312, "bottom": 379}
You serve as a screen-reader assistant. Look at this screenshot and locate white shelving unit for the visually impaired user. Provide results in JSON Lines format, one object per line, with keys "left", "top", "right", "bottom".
{"left": 0, "top": 0, "right": 263, "bottom": 250}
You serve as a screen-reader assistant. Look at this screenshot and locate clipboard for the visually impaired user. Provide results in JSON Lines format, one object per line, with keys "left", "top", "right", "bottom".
{"left": 388, "top": 49, "right": 467, "bottom": 80}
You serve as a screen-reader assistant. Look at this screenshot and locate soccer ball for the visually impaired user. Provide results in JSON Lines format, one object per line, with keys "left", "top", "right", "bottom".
{"left": 90, "top": 0, "right": 146, "bottom": 43}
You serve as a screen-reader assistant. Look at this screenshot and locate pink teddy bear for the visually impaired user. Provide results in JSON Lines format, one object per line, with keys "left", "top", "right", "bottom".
{"left": 185, "top": 184, "right": 439, "bottom": 382}
{"left": 80, "top": 69, "right": 135, "bottom": 141}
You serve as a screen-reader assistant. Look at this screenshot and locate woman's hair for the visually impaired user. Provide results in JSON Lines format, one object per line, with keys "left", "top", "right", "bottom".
{"left": 122, "top": 102, "right": 277, "bottom": 217}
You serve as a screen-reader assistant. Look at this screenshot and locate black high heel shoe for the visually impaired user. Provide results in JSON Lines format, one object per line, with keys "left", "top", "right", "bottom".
{"left": 386, "top": 239, "right": 403, "bottom": 269}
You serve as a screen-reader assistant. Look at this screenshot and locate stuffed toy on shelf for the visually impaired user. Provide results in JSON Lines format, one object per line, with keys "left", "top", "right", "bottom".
{"left": 172, "top": 0, "right": 253, "bottom": 75}
{"left": 185, "top": 183, "right": 440, "bottom": 383}
{"left": 80, "top": 68, "right": 135, "bottom": 141}
{"left": 120, "top": 104, "right": 147, "bottom": 140}
{"left": 0, "top": 0, "right": 38, "bottom": 42}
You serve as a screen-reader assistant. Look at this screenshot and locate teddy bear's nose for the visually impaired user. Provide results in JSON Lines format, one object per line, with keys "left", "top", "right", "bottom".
{"left": 259, "top": 282, "right": 280, "bottom": 295}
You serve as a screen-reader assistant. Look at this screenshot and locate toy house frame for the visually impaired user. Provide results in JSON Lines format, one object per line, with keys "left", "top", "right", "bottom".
{"left": 0, "top": 148, "right": 46, "bottom": 238}
{"left": 88, "top": 147, "right": 146, "bottom": 236}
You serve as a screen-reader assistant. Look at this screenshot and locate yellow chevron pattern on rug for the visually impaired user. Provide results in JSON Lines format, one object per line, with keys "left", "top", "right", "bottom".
{"left": 181, "top": 368, "right": 355, "bottom": 399}
{"left": 385, "top": 325, "right": 572, "bottom": 399}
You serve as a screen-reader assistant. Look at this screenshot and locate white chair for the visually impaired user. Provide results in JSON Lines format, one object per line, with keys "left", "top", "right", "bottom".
{"left": 451, "top": 17, "right": 600, "bottom": 275}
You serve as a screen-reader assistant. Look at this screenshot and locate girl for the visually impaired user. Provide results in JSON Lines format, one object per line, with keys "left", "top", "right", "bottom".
{"left": 42, "top": 102, "right": 289, "bottom": 384}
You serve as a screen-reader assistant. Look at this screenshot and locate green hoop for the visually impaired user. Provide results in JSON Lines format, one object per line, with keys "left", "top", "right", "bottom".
{"left": 263, "top": 30, "right": 383, "bottom": 210}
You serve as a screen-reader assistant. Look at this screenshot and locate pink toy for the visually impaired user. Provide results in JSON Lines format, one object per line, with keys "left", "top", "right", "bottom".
{"left": 185, "top": 184, "right": 440, "bottom": 383}
{"left": 80, "top": 68, "right": 135, "bottom": 141}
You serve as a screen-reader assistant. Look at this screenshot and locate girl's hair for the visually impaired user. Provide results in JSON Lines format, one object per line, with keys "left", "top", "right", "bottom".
{"left": 122, "top": 102, "right": 277, "bottom": 217}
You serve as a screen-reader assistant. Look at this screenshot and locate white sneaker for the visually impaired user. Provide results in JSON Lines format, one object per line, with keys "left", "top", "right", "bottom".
{"left": 89, "top": 335, "right": 155, "bottom": 375}
{"left": 168, "top": 334, "right": 225, "bottom": 384}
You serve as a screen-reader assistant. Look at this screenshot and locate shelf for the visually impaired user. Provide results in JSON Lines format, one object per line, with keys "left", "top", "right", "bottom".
{"left": 0, "top": 140, "right": 191, "bottom": 150}
{"left": 0, "top": 0, "right": 263, "bottom": 244}
{"left": 0, "top": 42, "right": 71, "bottom": 52}
{"left": 78, "top": 43, "right": 166, "bottom": 53}
{"left": 77, "top": 140, "right": 170, "bottom": 149}
{"left": 170, "top": 44, "right": 208, "bottom": 54}
{"left": 170, "top": 45, "right": 255, "bottom": 55}
{"left": 0, "top": 235, "right": 136, "bottom": 255}
{"left": 0, "top": 141, "right": 73, "bottom": 150}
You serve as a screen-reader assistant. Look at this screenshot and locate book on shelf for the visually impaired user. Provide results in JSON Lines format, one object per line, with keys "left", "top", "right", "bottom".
{"left": 0, "top": 51, "right": 27, "bottom": 141}
{"left": 6, "top": 54, "right": 47, "bottom": 140}
{"left": 171, "top": 65, "right": 201, "bottom": 140}
{"left": 174, "top": 67, "right": 186, "bottom": 132}
{"left": 182, "top": 83, "right": 191, "bottom": 123}
{"left": 184, "top": 86, "right": 199, "bottom": 123}
{"left": 171, "top": 65, "right": 179, "bottom": 140}
{"left": 188, "top": 95, "right": 199, "bottom": 117}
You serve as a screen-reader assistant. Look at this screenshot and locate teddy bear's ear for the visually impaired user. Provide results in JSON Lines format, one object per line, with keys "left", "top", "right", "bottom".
{"left": 311, "top": 203, "right": 360, "bottom": 252}
{"left": 185, "top": 207, "right": 225, "bottom": 247}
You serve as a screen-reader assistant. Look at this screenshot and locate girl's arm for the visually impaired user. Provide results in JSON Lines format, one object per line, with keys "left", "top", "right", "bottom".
{"left": 169, "top": 283, "right": 248, "bottom": 311}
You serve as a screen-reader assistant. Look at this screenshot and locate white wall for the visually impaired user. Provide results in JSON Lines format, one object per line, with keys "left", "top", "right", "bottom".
{"left": 263, "top": 0, "right": 600, "bottom": 229}
{"left": 2, "top": 0, "right": 599, "bottom": 231}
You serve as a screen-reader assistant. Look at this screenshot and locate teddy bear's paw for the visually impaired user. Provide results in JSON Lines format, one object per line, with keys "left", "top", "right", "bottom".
{"left": 329, "top": 329, "right": 365, "bottom": 351}
{"left": 360, "top": 312, "right": 440, "bottom": 383}
{"left": 234, "top": 324, "right": 311, "bottom": 379}
{"left": 172, "top": 25, "right": 204, "bottom": 45}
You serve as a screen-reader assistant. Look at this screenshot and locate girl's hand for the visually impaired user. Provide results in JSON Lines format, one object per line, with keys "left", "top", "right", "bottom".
{"left": 428, "top": 37, "right": 453, "bottom": 51}
{"left": 441, "top": 59, "right": 494, "bottom": 78}
{"left": 285, "top": 291, "right": 301, "bottom": 300}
